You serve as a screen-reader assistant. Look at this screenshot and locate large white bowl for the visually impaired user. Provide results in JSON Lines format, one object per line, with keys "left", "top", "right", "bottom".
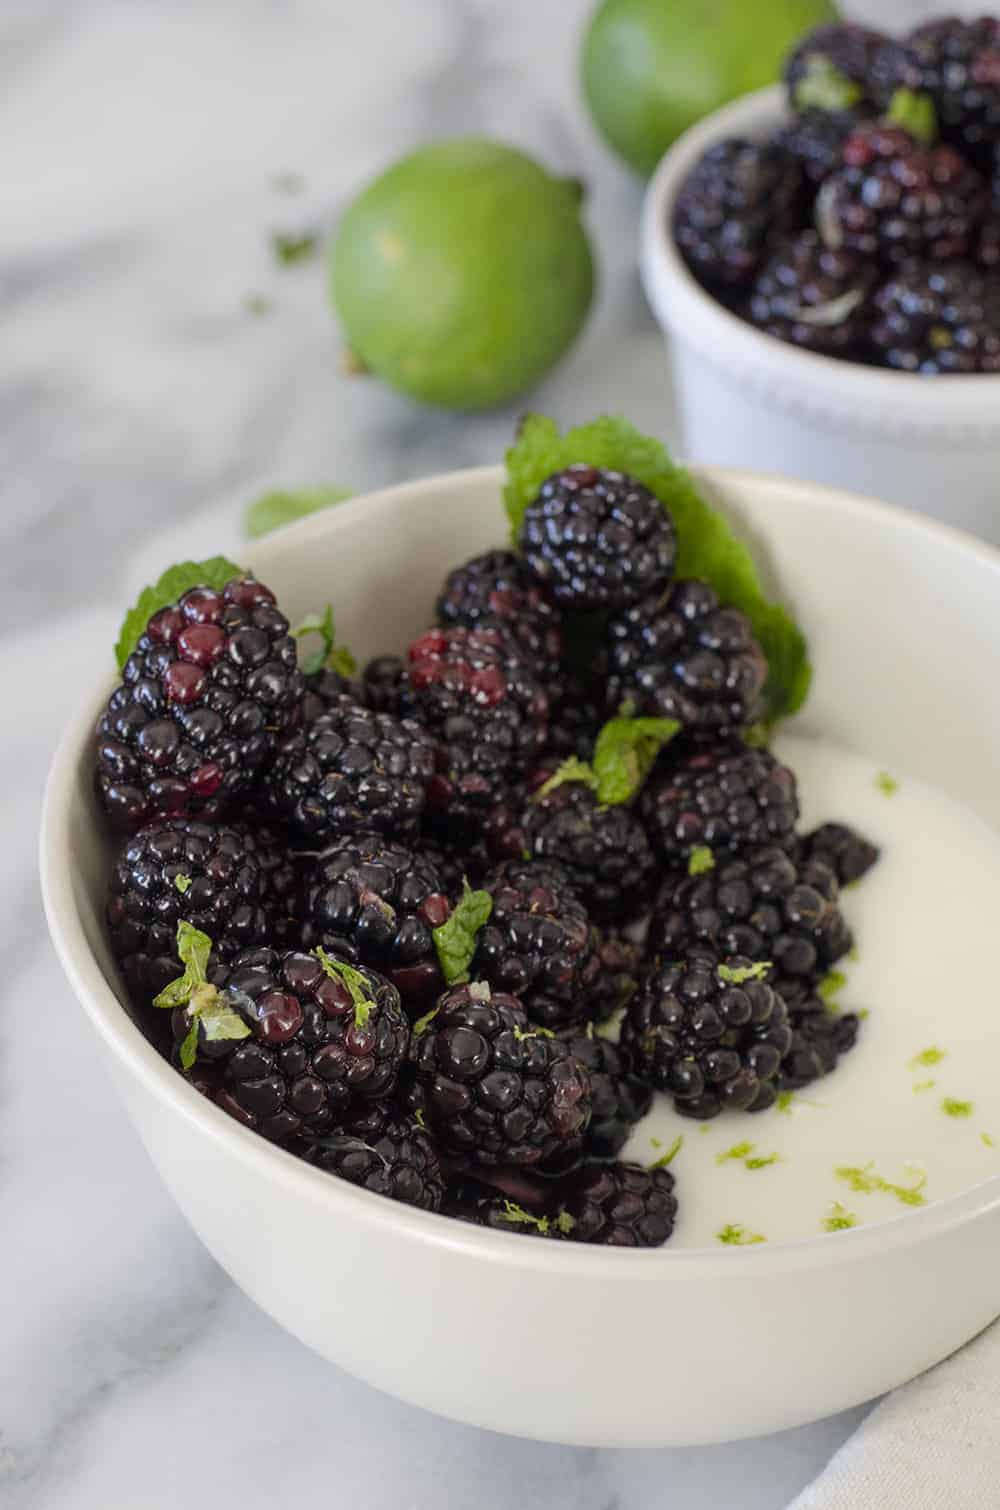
{"left": 640, "top": 86, "right": 1000, "bottom": 545}
{"left": 41, "top": 465, "right": 1000, "bottom": 1448}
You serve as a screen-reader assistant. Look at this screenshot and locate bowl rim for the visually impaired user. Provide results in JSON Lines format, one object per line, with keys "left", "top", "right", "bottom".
{"left": 639, "top": 83, "right": 1000, "bottom": 410}
{"left": 40, "top": 461, "right": 1000, "bottom": 1277}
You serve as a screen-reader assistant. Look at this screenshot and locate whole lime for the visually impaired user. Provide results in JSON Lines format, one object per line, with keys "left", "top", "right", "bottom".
{"left": 582, "top": 0, "right": 837, "bottom": 177}
{"left": 331, "top": 140, "right": 595, "bottom": 411}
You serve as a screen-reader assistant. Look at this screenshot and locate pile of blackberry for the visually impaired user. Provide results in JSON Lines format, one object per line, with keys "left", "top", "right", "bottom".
{"left": 96, "top": 438, "right": 881, "bottom": 1250}
{"left": 674, "top": 15, "right": 1000, "bottom": 371}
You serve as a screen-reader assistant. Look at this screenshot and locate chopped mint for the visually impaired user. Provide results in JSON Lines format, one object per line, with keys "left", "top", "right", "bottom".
{"left": 504, "top": 415, "right": 811, "bottom": 721}
{"left": 794, "top": 55, "right": 863, "bottom": 113}
{"left": 982, "top": 1132, "right": 996, "bottom": 1149}
{"left": 746, "top": 1153, "right": 780, "bottom": 1171}
{"left": 513, "top": 1023, "right": 554, "bottom": 1041}
{"left": 293, "top": 601, "right": 358, "bottom": 677}
{"left": 153, "top": 921, "right": 214, "bottom": 1011}
{"left": 718, "top": 961, "right": 771, "bottom": 985}
{"left": 717, "top": 1140, "right": 754, "bottom": 1165}
{"left": 909, "top": 1046, "right": 946, "bottom": 1070}
{"left": 857, "top": 1007, "right": 870, "bottom": 1021}
{"left": 536, "top": 756, "right": 600, "bottom": 801}
{"left": 649, "top": 1134, "right": 683, "bottom": 1170}
{"left": 272, "top": 229, "right": 318, "bottom": 265}
{"left": 313, "top": 948, "right": 375, "bottom": 1029}
{"left": 688, "top": 845, "right": 714, "bottom": 877}
{"left": 886, "top": 88, "right": 938, "bottom": 146}
{"left": 552, "top": 1210, "right": 576, "bottom": 1236}
{"left": 818, "top": 969, "right": 847, "bottom": 1011}
{"left": 835, "top": 1162, "right": 927, "bottom": 1207}
{"left": 776, "top": 1090, "right": 796, "bottom": 1114}
{"left": 718, "top": 1141, "right": 779, "bottom": 1171}
{"left": 591, "top": 715, "right": 679, "bottom": 804}
{"left": 433, "top": 882, "right": 492, "bottom": 985}
{"left": 414, "top": 1107, "right": 427, "bottom": 1132}
{"left": 942, "top": 1097, "right": 974, "bottom": 1119}
{"left": 152, "top": 922, "right": 251, "bottom": 1071}
{"left": 114, "top": 557, "right": 244, "bottom": 672}
{"left": 174, "top": 874, "right": 192, "bottom": 896}
{"left": 875, "top": 770, "right": 899, "bottom": 797}
{"left": 594, "top": 1007, "right": 625, "bottom": 1041}
{"left": 243, "top": 293, "right": 273, "bottom": 316}
{"left": 717, "top": 1223, "right": 766, "bottom": 1246}
{"left": 498, "top": 1201, "right": 553, "bottom": 1236}
{"left": 913, "top": 1079, "right": 936, "bottom": 1094}
{"left": 650, "top": 1136, "right": 662, "bottom": 1149}
{"left": 823, "top": 1202, "right": 858, "bottom": 1233}
{"left": 411, "top": 1005, "right": 439, "bottom": 1039}
{"left": 246, "top": 485, "right": 352, "bottom": 540}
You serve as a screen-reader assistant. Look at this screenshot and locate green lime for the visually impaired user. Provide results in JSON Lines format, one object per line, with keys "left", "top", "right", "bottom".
{"left": 331, "top": 139, "right": 595, "bottom": 411}
{"left": 582, "top": 0, "right": 838, "bottom": 177}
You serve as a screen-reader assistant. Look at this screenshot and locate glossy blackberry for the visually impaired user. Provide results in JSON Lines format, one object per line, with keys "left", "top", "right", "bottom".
{"left": 780, "top": 993, "right": 861, "bottom": 1091}
{"left": 302, "top": 665, "right": 364, "bottom": 723}
{"left": 871, "top": 260, "right": 1000, "bottom": 373}
{"left": 361, "top": 654, "right": 406, "bottom": 713}
{"left": 472, "top": 860, "right": 603, "bottom": 1031}
{"left": 621, "top": 953, "right": 793, "bottom": 1118}
{"left": 96, "top": 577, "right": 303, "bottom": 832}
{"left": 519, "top": 466, "right": 677, "bottom": 612}
{"left": 416, "top": 834, "right": 489, "bottom": 901}
{"left": 301, "top": 1115, "right": 445, "bottom": 1212}
{"left": 525, "top": 780, "right": 656, "bottom": 925}
{"left": 648, "top": 846, "right": 853, "bottom": 991}
{"left": 175, "top": 947, "right": 409, "bottom": 1143}
{"left": 748, "top": 230, "right": 876, "bottom": 355}
{"left": 107, "top": 818, "right": 297, "bottom": 1004}
{"left": 442, "top": 1179, "right": 560, "bottom": 1237}
{"left": 605, "top": 580, "right": 768, "bottom": 735}
{"left": 557, "top": 1161, "right": 678, "bottom": 1247}
{"left": 395, "top": 626, "right": 550, "bottom": 841}
{"left": 816, "top": 123, "right": 988, "bottom": 265}
{"left": 409, "top": 982, "right": 591, "bottom": 1166}
{"left": 300, "top": 834, "right": 451, "bottom": 1009}
{"left": 559, "top": 1030, "right": 652, "bottom": 1159}
{"left": 436, "top": 549, "right": 563, "bottom": 688}
{"left": 784, "top": 21, "right": 886, "bottom": 106}
{"left": 773, "top": 106, "right": 874, "bottom": 185}
{"left": 266, "top": 693, "right": 435, "bottom": 845}
{"left": 544, "top": 672, "right": 604, "bottom": 760}
{"left": 673, "top": 138, "right": 803, "bottom": 289}
{"left": 640, "top": 742, "right": 799, "bottom": 868}
{"left": 798, "top": 821, "right": 879, "bottom": 887}
{"left": 870, "top": 18, "right": 1000, "bottom": 168}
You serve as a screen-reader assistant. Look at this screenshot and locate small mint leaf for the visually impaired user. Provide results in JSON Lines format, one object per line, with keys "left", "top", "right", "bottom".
{"left": 246, "top": 485, "right": 352, "bottom": 540}
{"left": 411, "top": 1006, "right": 439, "bottom": 1039}
{"left": 179, "top": 1019, "right": 200, "bottom": 1072}
{"left": 688, "top": 845, "right": 714, "bottom": 877}
{"left": 649, "top": 1134, "right": 683, "bottom": 1170}
{"left": 535, "top": 756, "right": 600, "bottom": 802}
{"left": 432, "top": 882, "right": 493, "bottom": 985}
{"left": 718, "top": 960, "right": 772, "bottom": 985}
{"left": 293, "top": 601, "right": 357, "bottom": 678}
{"left": 886, "top": 88, "right": 938, "bottom": 146}
{"left": 174, "top": 874, "right": 193, "bottom": 896}
{"left": 153, "top": 921, "right": 214, "bottom": 1010}
{"left": 114, "top": 557, "right": 244, "bottom": 672}
{"left": 793, "top": 55, "right": 863, "bottom": 112}
{"left": 313, "top": 948, "right": 375, "bottom": 1029}
{"left": 593, "top": 715, "right": 679, "bottom": 805}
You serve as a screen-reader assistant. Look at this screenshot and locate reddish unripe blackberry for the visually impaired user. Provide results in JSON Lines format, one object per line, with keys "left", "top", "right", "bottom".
{"left": 436, "top": 549, "right": 563, "bottom": 688}
{"left": 410, "top": 983, "right": 591, "bottom": 1166}
{"left": 621, "top": 954, "right": 793, "bottom": 1118}
{"left": 870, "top": 18, "right": 1000, "bottom": 168}
{"left": 518, "top": 466, "right": 677, "bottom": 612}
{"left": 798, "top": 821, "right": 879, "bottom": 887}
{"left": 96, "top": 577, "right": 303, "bottom": 832}
{"left": 559, "top": 1030, "right": 652, "bottom": 1159}
{"left": 673, "top": 139, "right": 803, "bottom": 289}
{"left": 748, "top": 231, "right": 877, "bottom": 355}
{"left": 300, "top": 833, "right": 451, "bottom": 1008}
{"left": 107, "top": 818, "right": 297, "bottom": 1004}
{"left": 871, "top": 260, "right": 1000, "bottom": 373}
{"left": 640, "top": 742, "right": 799, "bottom": 868}
{"left": 301, "top": 1116, "right": 446, "bottom": 1212}
{"left": 266, "top": 693, "right": 435, "bottom": 845}
{"left": 557, "top": 1161, "right": 678, "bottom": 1247}
{"left": 605, "top": 581, "right": 767, "bottom": 735}
{"left": 525, "top": 780, "right": 656, "bottom": 925}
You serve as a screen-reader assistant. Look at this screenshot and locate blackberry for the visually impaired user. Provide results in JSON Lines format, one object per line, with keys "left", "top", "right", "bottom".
{"left": 605, "top": 580, "right": 768, "bottom": 735}
{"left": 648, "top": 846, "right": 852, "bottom": 992}
{"left": 870, "top": 18, "right": 1000, "bottom": 169}
{"left": 798, "top": 821, "right": 879, "bottom": 887}
{"left": 774, "top": 106, "right": 874, "bottom": 185}
{"left": 621, "top": 953, "right": 793, "bottom": 1118}
{"left": 395, "top": 626, "right": 550, "bottom": 840}
{"left": 301, "top": 1115, "right": 445, "bottom": 1212}
{"left": 361, "top": 654, "right": 406, "bottom": 713}
{"left": 816, "top": 123, "right": 988, "bottom": 265}
{"left": 525, "top": 779, "right": 656, "bottom": 925}
{"left": 436, "top": 549, "right": 563, "bottom": 688}
{"left": 545, "top": 672, "right": 604, "bottom": 761}
{"left": 784, "top": 22, "right": 886, "bottom": 107}
{"left": 556, "top": 1161, "right": 678, "bottom": 1247}
{"left": 443, "top": 1180, "right": 562, "bottom": 1237}
{"left": 639, "top": 742, "right": 799, "bottom": 868}
{"left": 107, "top": 818, "right": 297, "bottom": 1004}
{"left": 472, "top": 860, "right": 603, "bottom": 1031}
{"left": 748, "top": 231, "right": 876, "bottom": 355}
{"left": 266, "top": 693, "right": 436, "bottom": 845}
{"left": 673, "top": 138, "right": 803, "bottom": 289}
{"left": 559, "top": 1030, "right": 652, "bottom": 1159}
{"left": 409, "top": 982, "right": 591, "bottom": 1166}
{"left": 780, "top": 992, "right": 861, "bottom": 1091}
{"left": 871, "top": 260, "right": 1000, "bottom": 373}
{"left": 977, "top": 213, "right": 1000, "bottom": 271}
{"left": 96, "top": 576, "right": 303, "bottom": 832}
{"left": 302, "top": 665, "right": 363, "bottom": 723}
{"left": 171, "top": 945, "right": 409, "bottom": 1143}
{"left": 518, "top": 466, "right": 676, "bottom": 612}
{"left": 416, "top": 834, "right": 489, "bottom": 901}
{"left": 300, "top": 834, "right": 451, "bottom": 1009}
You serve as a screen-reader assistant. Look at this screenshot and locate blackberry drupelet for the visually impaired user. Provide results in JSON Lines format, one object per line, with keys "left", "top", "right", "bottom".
{"left": 559, "top": 1030, "right": 652, "bottom": 1159}
{"left": 302, "top": 665, "right": 363, "bottom": 723}
{"left": 798, "top": 821, "right": 880, "bottom": 887}
{"left": 780, "top": 992, "right": 861, "bottom": 1091}
{"left": 300, "top": 833, "right": 452, "bottom": 1009}
{"left": 673, "top": 139, "right": 803, "bottom": 289}
{"left": 640, "top": 742, "right": 799, "bottom": 869}
{"left": 416, "top": 834, "right": 489, "bottom": 901}
{"left": 604, "top": 580, "right": 768, "bottom": 735}
{"left": 870, "top": 18, "right": 1000, "bottom": 169}
{"left": 816, "top": 123, "right": 988, "bottom": 265}
{"left": 96, "top": 577, "right": 303, "bottom": 832}
{"left": 871, "top": 260, "right": 1000, "bottom": 373}
{"left": 436, "top": 549, "right": 563, "bottom": 688}
{"left": 748, "top": 231, "right": 877, "bottom": 355}
{"left": 301, "top": 1115, "right": 446, "bottom": 1212}
{"left": 648, "top": 846, "right": 853, "bottom": 991}
{"left": 774, "top": 107, "right": 874, "bottom": 185}
{"left": 472, "top": 860, "right": 603, "bottom": 1031}
{"left": 784, "top": 21, "right": 886, "bottom": 106}
{"left": 361, "top": 654, "right": 406, "bottom": 713}
{"left": 525, "top": 779, "right": 656, "bottom": 925}
{"left": 557, "top": 1161, "right": 678, "bottom": 1247}
{"left": 621, "top": 953, "right": 793, "bottom": 1118}
{"left": 409, "top": 982, "right": 591, "bottom": 1166}
{"left": 544, "top": 672, "right": 604, "bottom": 761}
{"left": 266, "top": 693, "right": 436, "bottom": 845}
{"left": 107, "top": 818, "right": 297, "bottom": 1003}
{"left": 518, "top": 465, "right": 677, "bottom": 612}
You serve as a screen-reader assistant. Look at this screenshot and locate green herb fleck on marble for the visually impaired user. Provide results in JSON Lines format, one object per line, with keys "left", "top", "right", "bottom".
{"left": 717, "top": 1224, "right": 766, "bottom": 1246}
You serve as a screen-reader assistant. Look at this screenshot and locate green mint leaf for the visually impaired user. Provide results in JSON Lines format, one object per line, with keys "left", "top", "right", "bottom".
{"left": 823, "top": 1202, "right": 857, "bottom": 1233}
{"left": 114, "top": 557, "right": 244, "bottom": 672}
{"left": 245, "top": 485, "right": 352, "bottom": 540}
{"left": 313, "top": 948, "right": 375, "bottom": 1029}
{"left": 886, "top": 88, "right": 938, "bottom": 145}
{"left": 793, "top": 55, "right": 863, "bottom": 112}
{"left": 292, "top": 600, "right": 357, "bottom": 678}
{"left": 942, "top": 1097, "right": 973, "bottom": 1119}
{"left": 717, "top": 1223, "right": 766, "bottom": 1246}
{"left": 174, "top": 874, "right": 193, "bottom": 896}
{"left": 513, "top": 1023, "right": 554, "bottom": 1042}
{"left": 272, "top": 229, "right": 318, "bottom": 265}
{"left": 432, "top": 882, "right": 493, "bottom": 985}
{"left": 411, "top": 1006, "right": 439, "bottom": 1039}
{"left": 153, "top": 921, "right": 214, "bottom": 1010}
{"left": 414, "top": 1108, "right": 427, "bottom": 1132}
{"left": 649, "top": 1134, "right": 683, "bottom": 1170}
{"left": 717, "top": 961, "right": 772, "bottom": 985}
{"left": 179, "top": 1018, "right": 201, "bottom": 1072}
{"left": 504, "top": 415, "right": 811, "bottom": 721}
{"left": 688, "top": 845, "right": 714, "bottom": 877}
{"left": 592, "top": 715, "right": 679, "bottom": 805}
{"left": 535, "top": 756, "right": 600, "bottom": 802}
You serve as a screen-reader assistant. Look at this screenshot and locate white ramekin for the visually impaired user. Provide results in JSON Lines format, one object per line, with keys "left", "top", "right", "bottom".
{"left": 640, "top": 86, "right": 1000, "bottom": 545}
{"left": 41, "top": 465, "right": 1000, "bottom": 1447}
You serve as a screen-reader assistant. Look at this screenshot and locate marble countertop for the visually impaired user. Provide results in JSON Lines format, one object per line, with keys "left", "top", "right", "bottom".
{"left": 7, "top": 1, "right": 958, "bottom": 1505}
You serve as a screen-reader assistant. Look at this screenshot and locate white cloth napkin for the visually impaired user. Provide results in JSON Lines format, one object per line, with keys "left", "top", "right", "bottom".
{"left": 789, "top": 1321, "right": 1000, "bottom": 1508}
